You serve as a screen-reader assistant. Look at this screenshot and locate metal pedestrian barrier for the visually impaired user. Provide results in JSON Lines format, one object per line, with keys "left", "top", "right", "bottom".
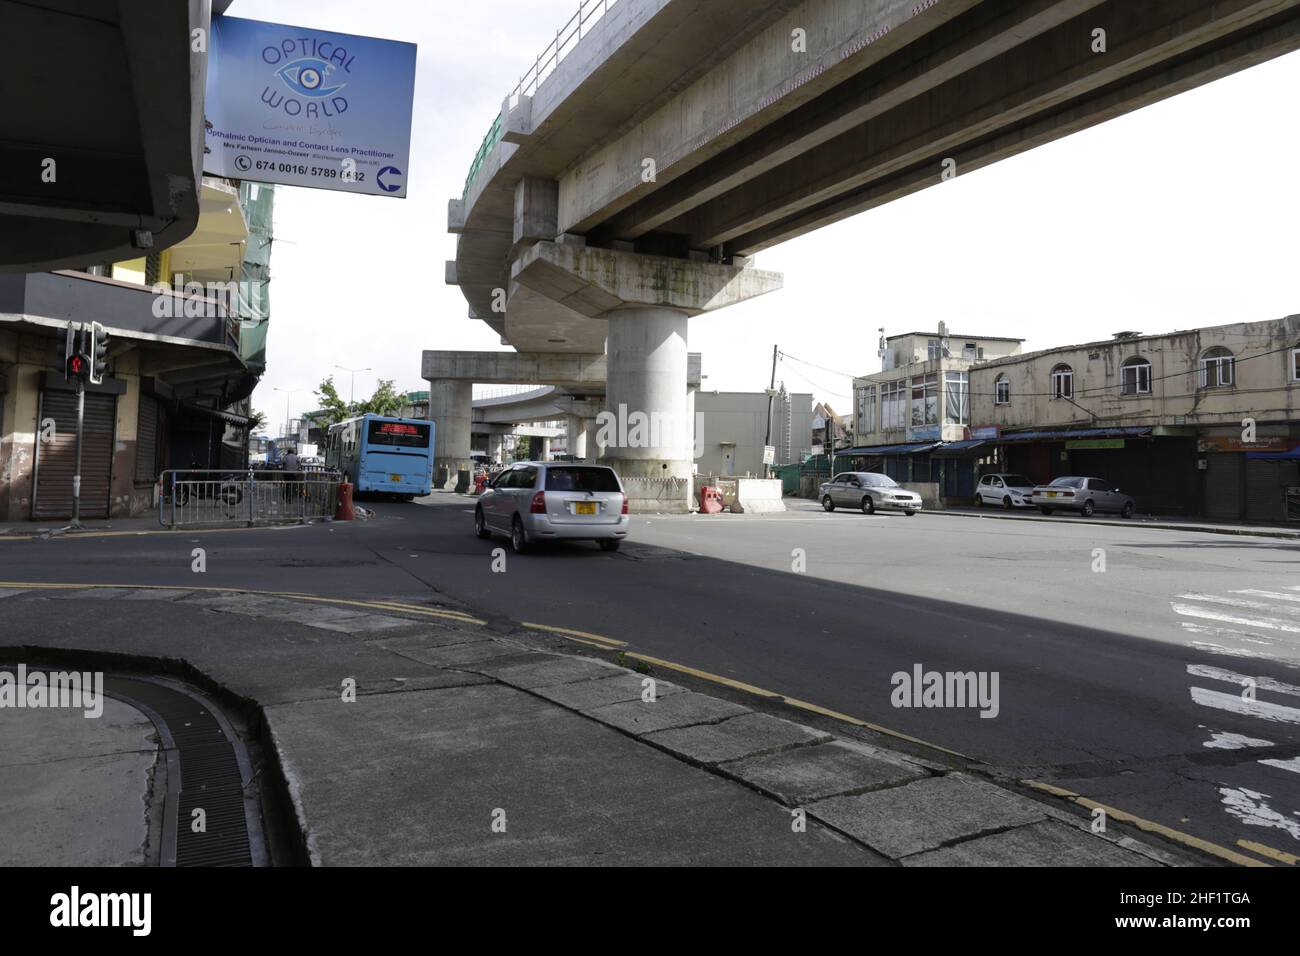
{"left": 158, "top": 469, "right": 341, "bottom": 528}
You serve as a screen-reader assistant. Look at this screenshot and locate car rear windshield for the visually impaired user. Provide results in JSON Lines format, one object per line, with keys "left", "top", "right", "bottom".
{"left": 545, "top": 467, "right": 621, "bottom": 492}
{"left": 1048, "top": 477, "right": 1085, "bottom": 488}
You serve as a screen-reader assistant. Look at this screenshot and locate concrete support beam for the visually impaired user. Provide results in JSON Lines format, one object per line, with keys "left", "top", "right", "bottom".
{"left": 429, "top": 380, "right": 472, "bottom": 492}
{"left": 511, "top": 241, "right": 782, "bottom": 319}
{"left": 422, "top": 350, "right": 607, "bottom": 390}
{"left": 513, "top": 177, "right": 559, "bottom": 256}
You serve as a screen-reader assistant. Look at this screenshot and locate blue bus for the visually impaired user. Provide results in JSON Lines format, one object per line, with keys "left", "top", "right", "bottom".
{"left": 326, "top": 414, "right": 435, "bottom": 499}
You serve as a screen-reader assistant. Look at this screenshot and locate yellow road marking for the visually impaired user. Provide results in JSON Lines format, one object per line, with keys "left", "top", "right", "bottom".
{"left": 1237, "top": 839, "right": 1298, "bottom": 866}
{"left": 0, "top": 582, "right": 485, "bottom": 625}
{"left": 1024, "top": 781, "right": 1270, "bottom": 867}
{"left": 624, "top": 651, "right": 969, "bottom": 758}
{"left": 522, "top": 622, "right": 626, "bottom": 648}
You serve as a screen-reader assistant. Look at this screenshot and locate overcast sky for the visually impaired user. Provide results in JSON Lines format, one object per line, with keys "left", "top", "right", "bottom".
{"left": 234, "top": 0, "right": 1300, "bottom": 431}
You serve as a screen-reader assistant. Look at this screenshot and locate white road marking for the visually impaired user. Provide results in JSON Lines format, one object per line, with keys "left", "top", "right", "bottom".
{"left": 1218, "top": 786, "right": 1300, "bottom": 840}
{"left": 1234, "top": 589, "right": 1300, "bottom": 604}
{"left": 1186, "top": 664, "right": 1300, "bottom": 698}
{"left": 1259, "top": 756, "right": 1300, "bottom": 774}
{"left": 1182, "top": 621, "right": 1275, "bottom": 645}
{"left": 1189, "top": 687, "right": 1300, "bottom": 725}
{"left": 1172, "top": 603, "right": 1300, "bottom": 634}
{"left": 1177, "top": 592, "right": 1300, "bottom": 618}
{"left": 1202, "top": 731, "right": 1274, "bottom": 750}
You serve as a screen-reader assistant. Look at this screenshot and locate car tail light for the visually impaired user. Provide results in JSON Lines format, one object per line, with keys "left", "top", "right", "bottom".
{"left": 621, "top": 493, "right": 629, "bottom": 515}
{"left": 1062, "top": 491, "right": 1074, "bottom": 497}
{"left": 530, "top": 491, "right": 546, "bottom": 513}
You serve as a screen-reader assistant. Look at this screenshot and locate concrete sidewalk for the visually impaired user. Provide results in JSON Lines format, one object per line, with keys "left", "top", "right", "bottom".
{"left": 0, "top": 586, "right": 1192, "bottom": 866}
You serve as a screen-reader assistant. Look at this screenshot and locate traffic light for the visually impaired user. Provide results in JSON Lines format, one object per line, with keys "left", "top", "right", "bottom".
{"left": 65, "top": 350, "right": 90, "bottom": 382}
{"left": 89, "top": 321, "right": 109, "bottom": 385}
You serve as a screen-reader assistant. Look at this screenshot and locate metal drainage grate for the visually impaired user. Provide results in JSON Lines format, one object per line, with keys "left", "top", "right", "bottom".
{"left": 106, "top": 676, "right": 265, "bottom": 867}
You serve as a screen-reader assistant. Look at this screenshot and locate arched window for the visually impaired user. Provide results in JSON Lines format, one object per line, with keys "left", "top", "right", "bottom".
{"left": 1121, "top": 356, "right": 1151, "bottom": 396}
{"left": 1199, "top": 347, "right": 1234, "bottom": 389}
{"left": 994, "top": 374, "right": 1010, "bottom": 406}
{"left": 1050, "top": 364, "right": 1073, "bottom": 400}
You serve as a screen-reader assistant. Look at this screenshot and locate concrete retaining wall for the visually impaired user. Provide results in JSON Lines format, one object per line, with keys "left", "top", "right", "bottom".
{"left": 900, "top": 482, "right": 942, "bottom": 510}
{"left": 622, "top": 476, "right": 691, "bottom": 514}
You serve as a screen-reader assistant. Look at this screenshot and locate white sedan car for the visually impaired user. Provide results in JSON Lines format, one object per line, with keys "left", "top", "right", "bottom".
{"left": 974, "top": 473, "right": 1036, "bottom": 509}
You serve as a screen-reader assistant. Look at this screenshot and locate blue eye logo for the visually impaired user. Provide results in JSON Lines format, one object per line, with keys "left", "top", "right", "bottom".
{"left": 275, "top": 58, "right": 345, "bottom": 98}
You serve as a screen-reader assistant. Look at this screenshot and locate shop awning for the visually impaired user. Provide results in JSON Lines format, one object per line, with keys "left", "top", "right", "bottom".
{"left": 840, "top": 442, "right": 941, "bottom": 456}
{"left": 997, "top": 426, "right": 1152, "bottom": 443}
{"left": 1246, "top": 445, "right": 1300, "bottom": 461}
{"left": 932, "top": 439, "right": 988, "bottom": 457}
{"left": 181, "top": 402, "right": 250, "bottom": 427}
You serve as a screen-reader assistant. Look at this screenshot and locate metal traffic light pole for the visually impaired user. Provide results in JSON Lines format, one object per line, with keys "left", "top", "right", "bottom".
{"left": 71, "top": 377, "right": 85, "bottom": 529}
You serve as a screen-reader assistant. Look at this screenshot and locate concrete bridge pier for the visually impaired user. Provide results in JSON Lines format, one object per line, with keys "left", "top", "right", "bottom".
{"left": 429, "top": 380, "right": 472, "bottom": 492}
{"left": 602, "top": 305, "right": 692, "bottom": 480}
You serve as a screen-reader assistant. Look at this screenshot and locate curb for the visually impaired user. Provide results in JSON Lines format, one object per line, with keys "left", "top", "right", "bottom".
{"left": 918, "top": 508, "right": 1300, "bottom": 541}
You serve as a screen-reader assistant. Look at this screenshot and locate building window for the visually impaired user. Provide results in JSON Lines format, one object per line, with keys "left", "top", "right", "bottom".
{"left": 944, "top": 371, "right": 969, "bottom": 425}
{"left": 1199, "top": 347, "right": 1234, "bottom": 389}
{"left": 856, "top": 385, "right": 877, "bottom": 435}
{"left": 882, "top": 380, "right": 907, "bottom": 430}
{"left": 928, "top": 339, "right": 941, "bottom": 362}
{"left": 1121, "top": 356, "right": 1151, "bottom": 396}
{"left": 1291, "top": 344, "right": 1300, "bottom": 382}
{"left": 911, "top": 373, "right": 938, "bottom": 427}
{"left": 1050, "top": 364, "right": 1073, "bottom": 400}
{"left": 994, "top": 375, "right": 1010, "bottom": 406}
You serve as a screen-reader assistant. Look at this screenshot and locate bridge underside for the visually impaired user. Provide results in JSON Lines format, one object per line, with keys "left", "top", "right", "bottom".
{"left": 450, "top": 0, "right": 1300, "bottom": 487}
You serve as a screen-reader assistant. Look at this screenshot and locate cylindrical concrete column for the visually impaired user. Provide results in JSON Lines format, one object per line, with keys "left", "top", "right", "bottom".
{"left": 566, "top": 415, "right": 589, "bottom": 460}
{"left": 538, "top": 437, "right": 552, "bottom": 462}
{"left": 602, "top": 305, "right": 691, "bottom": 479}
{"left": 429, "top": 380, "right": 472, "bottom": 491}
{"left": 488, "top": 433, "right": 506, "bottom": 465}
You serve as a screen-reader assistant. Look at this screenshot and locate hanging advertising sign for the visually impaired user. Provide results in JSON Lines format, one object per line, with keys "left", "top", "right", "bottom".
{"left": 204, "top": 16, "right": 417, "bottom": 197}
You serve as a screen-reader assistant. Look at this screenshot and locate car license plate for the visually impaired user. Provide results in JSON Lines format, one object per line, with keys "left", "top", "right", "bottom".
{"left": 574, "top": 502, "right": 597, "bottom": 515}
{"left": 1046, "top": 491, "right": 1058, "bottom": 497}
{"left": 390, "top": 474, "right": 402, "bottom": 482}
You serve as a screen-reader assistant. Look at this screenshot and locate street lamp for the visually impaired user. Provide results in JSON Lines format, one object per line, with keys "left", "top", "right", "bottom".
{"left": 333, "top": 365, "right": 372, "bottom": 406}
{"left": 272, "top": 386, "right": 305, "bottom": 441}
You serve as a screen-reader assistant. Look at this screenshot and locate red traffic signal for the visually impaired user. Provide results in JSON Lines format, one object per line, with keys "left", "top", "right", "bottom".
{"left": 66, "top": 352, "right": 89, "bottom": 381}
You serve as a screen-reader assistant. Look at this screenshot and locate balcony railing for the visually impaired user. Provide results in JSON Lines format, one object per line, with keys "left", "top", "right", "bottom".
{"left": 463, "top": 0, "right": 621, "bottom": 199}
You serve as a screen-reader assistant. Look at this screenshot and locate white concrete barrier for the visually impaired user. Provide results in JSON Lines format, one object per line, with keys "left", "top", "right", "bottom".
{"left": 731, "top": 478, "right": 786, "bottom": 514}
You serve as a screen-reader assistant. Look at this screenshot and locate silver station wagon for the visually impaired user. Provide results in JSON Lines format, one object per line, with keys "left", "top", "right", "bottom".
{"left": 475, "top": 462, "right": 630, "bottom": 553}
{"left": 819, "top": 472, "right": 922, "bottom": 516}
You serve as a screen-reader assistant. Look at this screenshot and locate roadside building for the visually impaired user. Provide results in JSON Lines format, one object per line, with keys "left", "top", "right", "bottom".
{"left": 968, "top": 316, "right": 1300, "bottom": 521}
{"left": 848, "top": 331, "right": 1024, "bottom": 500}
{"left": 0, "top": 180, "right": 276, "bottom": 521}
{"left": 695, "top": 388, "right": 813, "bottom": 477}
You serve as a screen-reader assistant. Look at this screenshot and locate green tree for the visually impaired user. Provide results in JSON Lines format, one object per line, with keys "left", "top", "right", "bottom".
{"left": 247, "top": 409, "right": 268, "bottom": 432}
{"left": 357, "top": 379, "right": 403, "bottom": 417}
{"left": 314, "top": 376, "right": 353, "bottom": 426}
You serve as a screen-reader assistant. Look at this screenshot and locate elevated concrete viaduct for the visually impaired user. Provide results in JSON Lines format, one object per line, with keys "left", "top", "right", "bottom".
{"left": 450, "top": 0, "right": 1300, "bottom": 489}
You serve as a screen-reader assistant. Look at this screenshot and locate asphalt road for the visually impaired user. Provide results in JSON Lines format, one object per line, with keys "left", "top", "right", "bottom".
{"left": 3, "top": 495, "right": 1298, "bottom": 865}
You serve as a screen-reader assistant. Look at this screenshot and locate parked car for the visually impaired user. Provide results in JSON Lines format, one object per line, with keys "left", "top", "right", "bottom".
{"left": 974, "top": 473, "right": 1036, "bottom": 509}
{"left": 819, "top": 472, "right": 922, "bottom": 515}
{"left": 474, "top": 462, "right": 630, "bottom": 553}
{"left": 1031, "top": 476, "right": 1136, "bottom": 518}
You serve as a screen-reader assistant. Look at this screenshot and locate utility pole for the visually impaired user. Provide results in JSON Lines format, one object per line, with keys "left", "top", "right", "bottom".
{"left": 763, "top": 344, "right": 778, "bottom": 478}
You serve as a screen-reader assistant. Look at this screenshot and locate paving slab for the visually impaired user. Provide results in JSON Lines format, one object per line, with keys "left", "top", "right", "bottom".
{"left": 0, "top": 588, "right": 33, "bottom": 599}
{"left": 530, "top": 673, "right": 686, "bottom": 710}
{"left": 585, "top": 691, "right": 750, "bottom": 736}
{"left": 478, "top": 655, "right": 627, "bottom": 689}
{"left": 266, "top": 683, "right": 886, "bottom": 866}
{"left": 120, "top": 589, "right": 195, "bottom": 601}
{"left": 644, "top": 713, "right": 830, "bottom": 765}
{"left": 902, "top": 820, "right": 1151, "bottom": 867}
{"left": 367, "top": 629, "right": 491, "bottom": 652}
{"left": 807, "top": 773, "right": 1047, "bottom": 859}
{"left": 306, "top": 614, "right": 421, "bottom": 634}
{"left": 722, "top": 739, "right": 928, "bottom": 805}
{"left": 391, "top": 640, "right": 537, "bottom": 668}
{"left": 0, "top": 699, "right": 157, "bottom": 866}
{"left": 48, "top": 588, "right": 137, "bottom": 600}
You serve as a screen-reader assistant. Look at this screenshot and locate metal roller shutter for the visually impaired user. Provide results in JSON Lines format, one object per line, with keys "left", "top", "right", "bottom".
{"left": 135, "top": 394, "right": 159, "bottom": 483}
{"left": 33, "top": 390, "right": 116, "bottom": 519}
{"left": 1246, "top": 460, "right": 1295, "bottom": 523}
{"left": 1203, "top": 453, "right": 1240, "bottom": 521}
